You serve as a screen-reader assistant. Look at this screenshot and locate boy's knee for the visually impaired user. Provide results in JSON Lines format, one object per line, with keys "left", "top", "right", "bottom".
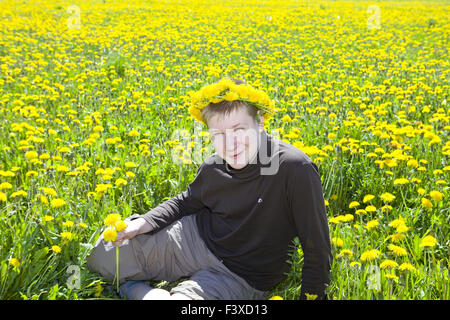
{"left": 86, "top": 236, "right": 116, "bottom": 280}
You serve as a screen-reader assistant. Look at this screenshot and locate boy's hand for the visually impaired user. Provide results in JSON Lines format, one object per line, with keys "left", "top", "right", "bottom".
{"left": 112, "top": 217, "right": 152, "bottom": 247}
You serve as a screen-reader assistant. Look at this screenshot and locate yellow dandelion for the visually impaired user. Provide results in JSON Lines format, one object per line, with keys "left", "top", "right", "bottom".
{"left": 388, "top": 244, "right": 408, "bottom": 256}
{"left": 124, "top": 161, "right": 137, "bottom": 168}
{"left": 360, "top": 249, "right": 381, "bottom": 262}
{"left": 115, "top": 221, "right": 127, "bottom": 232}
{"left": 331, "top": 237, "right": 344, "bottom": 247}
{"left": 349, "top": 201, "right": 360, "bottom": 209}
{"left": 115, "top": 178, "right": 128, "bottom": 187}
{"left": 269, "top": 296, "right": 283, "bottom": 300}
{"left": 60, "top": 231, "right": 72, "bottom": 241}
{"left": 51, "top": 198, "right": 66, "bottom": 208}
{"left": 9, "top": 258, "right": 20, "bottom": 267}
{"left": 305, "top": 293, "right": 318, "bottom": 300}
{"left": 0, "top": 182, "right": 13, "bottom": 190}
{"left": 363, "top": 194, "right": 375, "bottom": 203}
{"left": 43, "top": 215, "right": 54, "bottom": 222}
{"left": 103, "top": 228, "right": 117, "bottom": 242}
{"left": 399, "top": 262, "right": 417, "bottom": 273}
{"left": 429, "top": 190, "right": 443, "bottom": 201}
{"left": 63, "top": 220, "right": 74, "bottom": 228}
{"left": 394, "top": 178, "right": 409, "bottom": 185}
{"left": 419, "top": 235, "right": 437, "bottom": 248}
{"left": 421, "top": 197, "right": 433, "bottom": 210}
{"left": 128, "top": 129, "right": 140, "bottom": 137}
{"left": 104, "top": 213, "right": 121, "bottom": 227}
{"left": 0, "top": 192, "right": 6, "bottom": 202}
{"left": 79, "top": 222, "right": 88, "bottom": 229}
{"left": 385, "top": 273, "right": 399, "bottom": 281}
{"left": 380, "top": 259, "right": 398, "bottom": 269}
{"left": 52, "top": 245, "right": 62, "bottom": 253}
{"left": 380, "top": 192, "right": 396, "bottom": 202}
{"left": 366, "top": 219, "right": 379, "bottom": 230}
{"left": 389, "top": 216, "right": 405, "bottom": 228}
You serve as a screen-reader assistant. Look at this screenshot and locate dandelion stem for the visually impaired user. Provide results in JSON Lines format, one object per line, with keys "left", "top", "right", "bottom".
{"left": 116, "top": 246, "right": 119, "bottom": 293}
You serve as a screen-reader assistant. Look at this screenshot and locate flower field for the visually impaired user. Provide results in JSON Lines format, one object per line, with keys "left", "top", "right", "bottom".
{"left": 0, "top": 0, "right": 448, "bottom": 299}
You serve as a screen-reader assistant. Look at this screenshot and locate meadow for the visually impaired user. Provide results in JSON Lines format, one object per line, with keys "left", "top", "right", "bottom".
{"left": 0, "top": 0, "right": 448, "bottom": 299}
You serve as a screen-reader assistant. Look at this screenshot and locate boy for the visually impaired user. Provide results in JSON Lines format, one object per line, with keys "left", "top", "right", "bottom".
{"left": 86, "top": 78, "right": 332, "bottom": 300}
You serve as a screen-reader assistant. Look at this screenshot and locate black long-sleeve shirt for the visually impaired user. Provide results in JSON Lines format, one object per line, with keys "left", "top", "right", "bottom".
{"left": 139, "top": 130, "right": 332, "bottom": 299}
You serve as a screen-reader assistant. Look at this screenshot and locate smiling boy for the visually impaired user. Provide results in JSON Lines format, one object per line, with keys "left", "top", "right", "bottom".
{"left": 86, "top": 78, "right": 332, "bottom": 300}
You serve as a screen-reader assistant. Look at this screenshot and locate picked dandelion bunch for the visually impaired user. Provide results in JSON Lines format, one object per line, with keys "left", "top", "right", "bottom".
{"left": 102, "top": 213, "right": 127, "bottom": 293}
{"left": 188, "top": 78, "right": 277, "bottom": 125}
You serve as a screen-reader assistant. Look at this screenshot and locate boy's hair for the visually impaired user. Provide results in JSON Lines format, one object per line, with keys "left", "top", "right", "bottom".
{"left": 201, "top": 78, "right": 261, "bottom": 128}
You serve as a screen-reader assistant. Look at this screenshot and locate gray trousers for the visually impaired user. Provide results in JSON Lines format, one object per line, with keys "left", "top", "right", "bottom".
{"left": 86, "top": 214, "right": 268, "bottom": 300}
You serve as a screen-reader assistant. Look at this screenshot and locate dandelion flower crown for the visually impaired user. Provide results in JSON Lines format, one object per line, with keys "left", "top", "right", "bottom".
{"left": 188, "top": 78, "right": 277, "bottom": 125}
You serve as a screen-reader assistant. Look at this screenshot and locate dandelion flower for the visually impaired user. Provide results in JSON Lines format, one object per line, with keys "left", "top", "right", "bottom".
{"left": 94, "top": 283, "right": 104, "bottom": 297}
{"left": 394, "top": 178, "right": 409, "bottom": 185}
{"left": 269, "top": 296, "right": 283, "bottom": 300}
{"left": 9, "top": 258, "right": 20, "bottom": 267}
{"left": 128, "top": 129, "right": 140, "bottom": 137}
{"left": 363, "top": 194, "right": 375, "bottom": 203}
{"left": 103, "top": 228, "right": 117, "bottom": 242}
{"left": 360, "top": 249, "right": 381, "bottom": 262}
{"left": 63, "top": 220, "right": 74, "bottom": 228}
{"left": 399, "top": 262, "right": 417, "bottom": 273}
{"left": 366, "top": 219, "right": 379, "bottom": 230}
{"left": 79, "top": 222, "right": 88, "bottom": 229}
{"left": 349, "top": 201, "right": 360, "bottom": 208}
{"left": 124, "top": 161, "right": 137, "bottom": 168}
{"left": 115, "top": 178, "right": 128, "bottom": 187}
{"left": 305, "top": 293, "right": 318, "bottom": 300}
{"left": 43, "top": 215, "right": 54, "bottom": 222}
{"left": 380, "top": 259, "right": 398, "bottom": 269}
{"left": 421, "top": 197, "right": 433, "bottom": 210}
{"left": 385, "top": 273, "right": 399, "bottom": 281}
{"left": 115, "top": 221, "right": 127, "bottom": 232}
{"left": 51, "top": 198, "right": 66, "bottom": 208}
{"left": 60, "top": 231, "right": 72, "bottom": 241}
{"left": 388, "top": 244, "right": 408, "bottom": 256}
{"left": 331, "top": 237, "right": 343, "bottom": 247}
{"left": 52, "top": 245, "right": 62, "bottom": 253}
{"left": 0, "top": 182, "right": 13, "bottom": 190}
{"left": 25, "top": 151, "right": 38, "bottom": 160}
{"left": 104, "top": 213, "right": 121, "bottom": 227}
{"left": 396, "top": 224, "right": 409, "bottom": 233}
{"left": 0, "top": 192, "right": 6, "bottom": 202}
{"left": 389, "top": 216, "right": 405, "bottom": 228}
{"left": 429, "top": 190, "right": 443, "bottom": 201}
{"left": 365, "top": 205, "right": 377, "bottom": 212}
{"left": 11, "top": 190, "right": 27, "bottom": 198}
{"left": 380, "top": 192, "right": 396, "bottom": 202}
{"left": 42, "top": 187, "right": 57, "bottom": 197}
{"left": 419, "top": 235, "right": 437, "bottom": 248}
{"left": 337, "top": 249, "right": 353, "bottom": 259}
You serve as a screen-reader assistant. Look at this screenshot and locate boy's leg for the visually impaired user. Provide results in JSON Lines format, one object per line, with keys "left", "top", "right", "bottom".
{"left": 86, "top": 212, "right": 215, "bottom": 293}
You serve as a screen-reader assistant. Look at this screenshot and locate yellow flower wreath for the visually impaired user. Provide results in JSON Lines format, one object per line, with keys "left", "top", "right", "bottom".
{"left": 188, "top": 78, "right": 277, "bottom": 125}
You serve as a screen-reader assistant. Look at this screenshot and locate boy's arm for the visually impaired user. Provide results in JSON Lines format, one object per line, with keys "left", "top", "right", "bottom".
{"left": 287, "top": 161, "right": 332, "bottom": 300}
{"left": 135, "top": 162, "right": 206, "bottom": 235}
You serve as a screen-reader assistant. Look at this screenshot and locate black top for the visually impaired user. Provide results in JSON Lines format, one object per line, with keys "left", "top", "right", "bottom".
{"left": 140, "top": 130, "right": 332, "bottom": 299}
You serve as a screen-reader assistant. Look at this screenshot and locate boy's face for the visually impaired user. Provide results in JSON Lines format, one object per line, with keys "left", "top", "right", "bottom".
{"left": 207, "top": 107, "right": 264, "bottom": 170}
